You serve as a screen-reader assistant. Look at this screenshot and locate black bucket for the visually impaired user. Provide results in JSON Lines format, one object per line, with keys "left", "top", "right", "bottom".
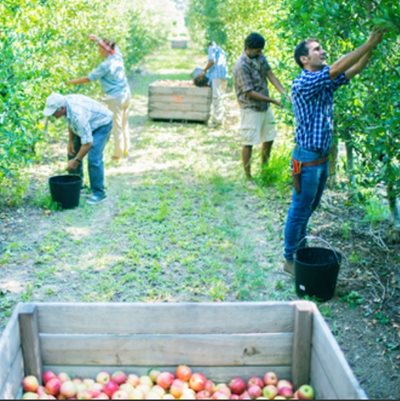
{"left": 49, "top": 175, "right": 82, "bottom": 209}
{"left": 294, "top": 247, "right": 341, "bottom": 302}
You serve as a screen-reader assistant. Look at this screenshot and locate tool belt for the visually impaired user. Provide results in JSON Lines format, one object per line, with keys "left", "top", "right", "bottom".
{"left": 292, "top": 157, "right": 328, "bottom": 194}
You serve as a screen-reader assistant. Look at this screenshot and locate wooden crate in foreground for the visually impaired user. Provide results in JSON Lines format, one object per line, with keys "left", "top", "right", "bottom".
{"left": 0, "top": 301, "right": 367, "bottom": 399}
{"left": 148, "top": 80, "right": 211, "bottom": 122}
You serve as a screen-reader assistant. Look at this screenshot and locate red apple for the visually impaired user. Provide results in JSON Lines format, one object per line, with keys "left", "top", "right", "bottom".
{"left": 22, "top": 376, "right": 39, "bottom": 393}
{"left": 103, "top": 381, "right": 119, "bottom": 398}
{"left": 205, "top": 379, "right": 216, "bottom": 394}
{"left": 212, "top": 390, "right": 230, "bottom": 399}
{"left": 45, "top": 377, "right": 61, "bottom": 396}
{"left": 247, "top": 376, "right": 264, "bottom": 389}
{"left": 277, "top": 379, "right": 293, "bottom": 390}
{"left": 239, "top": 391, "right": 251, "bottom": 400}
{"left": 247, "top": 385, "right": 262, "bottom": 399}
{"left": 96, "top": 371, "right": 111, "bottom": 385}
{"left": 60, "top": 381, "right": 77, "bottom": 398}
{"left": 262, "top": 384, "right": 278, "bottom": 400}
{"left": 111, "top": 371, "right": 127, "bottom": 385}
{"left": 278, "top": 386, "right": 294, "bottom": 397}
{"left": 176, "top": 364, "right": 192, "bottom": 382}
{"left": 230, "top": 395, "right": 240, "bottom": 400}
{"left": 189, "top": 372, "right": 207, "bottom": 392}
{"left": 42, "top": 371, "right": 57, "bottom": 385}
{"left": 156, "top": 371, "right": 175, "bottom": 390}
{"left": 263, "top": 371, "right": 278, "bottom": 386}
{"left": 170, "top": 378, "right": 186, "bottom": 398}
{"left": 297, "top": 384, "right": 315, "bottom": 400}
{"left": 228, "top": 377, "right": 246, "bottom": 395}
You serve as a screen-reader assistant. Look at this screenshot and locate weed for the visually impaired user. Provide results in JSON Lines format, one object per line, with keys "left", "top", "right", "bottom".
{"left": 340, "top": 290, "right": 364, "bottom": 309}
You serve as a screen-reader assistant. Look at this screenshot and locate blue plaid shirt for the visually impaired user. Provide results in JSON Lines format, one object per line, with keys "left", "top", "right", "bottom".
{"left": 207, "top": 44, "right": 228, "bottom": 80}
{"left": 292, "top": 66, "right": 349, "bottom": 153}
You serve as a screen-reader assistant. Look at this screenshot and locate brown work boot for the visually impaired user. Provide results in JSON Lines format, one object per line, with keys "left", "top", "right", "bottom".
{"left": 283, "top": 259, "right": 295, "bottom": 277}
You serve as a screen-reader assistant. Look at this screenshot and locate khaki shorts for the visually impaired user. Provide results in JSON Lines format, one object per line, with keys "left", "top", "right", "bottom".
{"left": 239, "top": 107, "right": 277, "bottom": 145}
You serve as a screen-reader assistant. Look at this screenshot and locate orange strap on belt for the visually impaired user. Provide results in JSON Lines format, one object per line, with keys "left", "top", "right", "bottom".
{"left": 292, "top": 157, "right": 328, "bottom": 174}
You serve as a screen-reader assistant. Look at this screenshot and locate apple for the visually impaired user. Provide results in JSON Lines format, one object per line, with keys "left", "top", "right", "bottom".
{"left": 60, "top": 381, "right": 77, "bottom": 398}
{"left": 22, "top": 392, "right": 39, "bottom": 400}
{"left": 111, "top": 390, "right": 128, "bottom": 399}
{"left": 148, "top": 369, "right": 161, "bottom": 383}
{"left": 247, "top": 376, "right": 264, "bottom": 389}
{"left": 96, "top": 371, "right": 111, "bottom": 385}
{"left": 136, "top": 383, "right": 151, "bottom": 396}
{"left": 263, "top": 372, "right": 278, "bottom": 386}
{"left": 180, "top": 388, "right": 196, "bottom": 399}
{"left": 262, "top": 384, "right": 278, "bottom": 400}
{"left": 76, "top": 390, "right": 93, "bottom": 399}
{"left": 277, "top": 379, "right": 293, "bottom": 391}
{"left": 119, "top": 383, "right": 134, "bottom": 394}
{"left": 228, "top": 377, "right": 246, "bottom": 395}
{"left": 239, "top": 391, "right": 251, "bottom": 400}
{"left": 94, "top": 393, "right": 110, "bottom": 400}
{"left": 205, "top": 379, "right": 216, "bottom": 394}
{"left": 196, "top": 390, "right": 212, "bottom": 399}
{"left": 169, "top": 378, "right": 186, "bottom": 398}
{"left": 212, "top": 390, "right": 230, "bottom": 399}
{"left": 162, "top": 395, "right": 175, "bottom": 400}
{"left": 22, "top": 376, "right": 39, "bottom": 393}
{"left": 126, "top": 373, "right": 140, "bottom": 387}
{"left": 139, "top": 375, "right": 153, "bottom": 387}
{"left": 128, "top": 387, "right": 145, "bottom": 399}
{"left": 42, "top": 371, "right": 57, "bottom": 385}
{"left": 103, "top": 381, "right": 119, "bottom": 398}
{"left": 45, "top": 377, "right": 61, "bottom": 396}
{"left": 247, "top": 385, "right": 262, "bottom": 399}
{"left": 156, "top": 371, "right": 175, "bottom": 390}
{"left": 176, "top": 364, "right": 192, "bottom": 382}
{"left": 111, "top": 371, "right": 127, "bottom": 385}
{"left": 230, "top": 395, "right": 240, "bottom": 400}
{"left": 215, "top": 383, "right": 231, "bottom": 397}
{"left": 297, "top": 384, "right": 315, "bottom": 400}
{"left": 189, "top": 372, "right": 207, "bottom": 392}
{"left": 278, "top": 386, "right": 294, "bottom": 397}
{"left": 84, "top": 378, "right": 96, "bottom": 388}
{"left": 151, "top": 385, "right": 166, "bottom": 397}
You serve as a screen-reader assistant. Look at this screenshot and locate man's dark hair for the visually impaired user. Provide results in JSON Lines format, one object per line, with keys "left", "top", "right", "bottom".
{"left": 244, "top": 32, "right": 265, "bottom": 50}
{"left": 294, "top": 38, "right": 318, "bottom": 68}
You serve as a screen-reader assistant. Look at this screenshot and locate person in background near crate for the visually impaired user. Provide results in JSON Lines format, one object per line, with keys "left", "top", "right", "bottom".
{"left": 233, "top": 32, "right": 288, "bottom": 181}
{"left": 67, "top": 34, "right": 131, "bottom": 162}
{"left": 283, "top": 30, "right": 384, "bottom": 276}
{"left": 43, "top": 93, "right": 113, "bottom": 205}
{"left": 198, "top": 41, "right": 229, "bottom": 128}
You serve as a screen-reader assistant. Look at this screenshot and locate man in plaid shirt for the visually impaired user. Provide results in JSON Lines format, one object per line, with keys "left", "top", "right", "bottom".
{"left": 234, "top": 32, "right": 287, "bottom": 180}
{"left": 283, "top": 31, "right": 384, "bottom": 275}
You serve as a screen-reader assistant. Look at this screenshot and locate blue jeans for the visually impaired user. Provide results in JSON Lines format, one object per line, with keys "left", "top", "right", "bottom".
{"left": 68, "top": 122, "right": 112, "bottom": 197}
{"left": 284, "top": 146, "right": 329, "bottom": 261}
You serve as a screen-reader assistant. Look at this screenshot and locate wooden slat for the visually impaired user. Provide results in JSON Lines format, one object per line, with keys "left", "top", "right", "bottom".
{"left": 149, "top": 102, "right": 210, "bottom": 113}
{"left": 149, "top": 85, "right": 211, "bottom": 96}
{"left": 148, "top": 99, "right": 210, "bottom": 113}
{"left": 149, "top": 93, "right": 211, "bottom": 102}
{"left": 291, "top": 301, "right": 313, "bottom": 388}
{"left": 43, "top": 365, "right": 292, "bottom": 384}
{"left": 149, "top": 111, "right": 209, "bottom": 121}
{"left": 310, "top": 348, "right": 338, "bottom": 399}
{"left": 18, "top": 303, "right": 42, "bottom": 379}
{"left": 0, "top": 349, "right": 24, "bottom": 400}
{"left": 311, "top": 309, "right": 367, "bottom": 399}
{"left": 0, "top": 304, "right": 22, "bottom": 393}
{"left": 40, "top": 333, "right": 293, "bottom": 366}
{"left": 36, "top": 302, "right": 295, "bottom": 334}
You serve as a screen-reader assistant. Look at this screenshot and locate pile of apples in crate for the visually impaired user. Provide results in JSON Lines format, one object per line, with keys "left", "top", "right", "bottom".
{"left": 21, "top": 365, "right": 315, "bottom": 400}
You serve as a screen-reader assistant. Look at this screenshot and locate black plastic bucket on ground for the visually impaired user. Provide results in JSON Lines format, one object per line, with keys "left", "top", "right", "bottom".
{"left": 294, "top": 247, "right": 341, "bottom": 302}
{"left": 49, "top": 175, "right": 82, "bottom": 209}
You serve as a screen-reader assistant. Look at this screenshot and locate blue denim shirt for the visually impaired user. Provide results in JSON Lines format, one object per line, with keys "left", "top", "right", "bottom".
{"left": 292, "top": 66, "right": 349, "bottom": 153}
{"left": 207, "top": 44, "right": 228, "bottom": 80}
{"left": 88, "top": 51, "right": 131, "bottom": 99}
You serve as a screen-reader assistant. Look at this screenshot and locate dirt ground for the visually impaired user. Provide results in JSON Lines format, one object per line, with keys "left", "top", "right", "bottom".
{"left": 0, "top": 46, "right": 399, "bottom": 400}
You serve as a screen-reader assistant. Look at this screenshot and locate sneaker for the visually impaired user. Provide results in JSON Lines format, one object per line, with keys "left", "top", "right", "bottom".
{"left": 283, "top": 259, "right": 295, "bottom": 277}
{"left": 87, "top": 194, "right": 107, "bottom": 205}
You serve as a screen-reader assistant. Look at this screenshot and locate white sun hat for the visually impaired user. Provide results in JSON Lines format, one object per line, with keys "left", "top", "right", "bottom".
{"left": 43, "top": 93, "right": 67, "bottom": 117}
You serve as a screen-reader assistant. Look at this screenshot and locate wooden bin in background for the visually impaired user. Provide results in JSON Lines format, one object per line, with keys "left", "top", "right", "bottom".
{"left": 0, "top": 301, "right": 367, "bottom": 399}
{"left": 171, "top": 39, "right": 188, "bottom": 49}
{"left": 148, "top": 80, "right": 211, "bottom": 122}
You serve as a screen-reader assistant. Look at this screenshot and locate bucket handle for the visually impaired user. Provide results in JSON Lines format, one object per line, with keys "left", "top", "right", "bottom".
{"left": 296, "top": 235, "right": 343, "bottom": 265}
